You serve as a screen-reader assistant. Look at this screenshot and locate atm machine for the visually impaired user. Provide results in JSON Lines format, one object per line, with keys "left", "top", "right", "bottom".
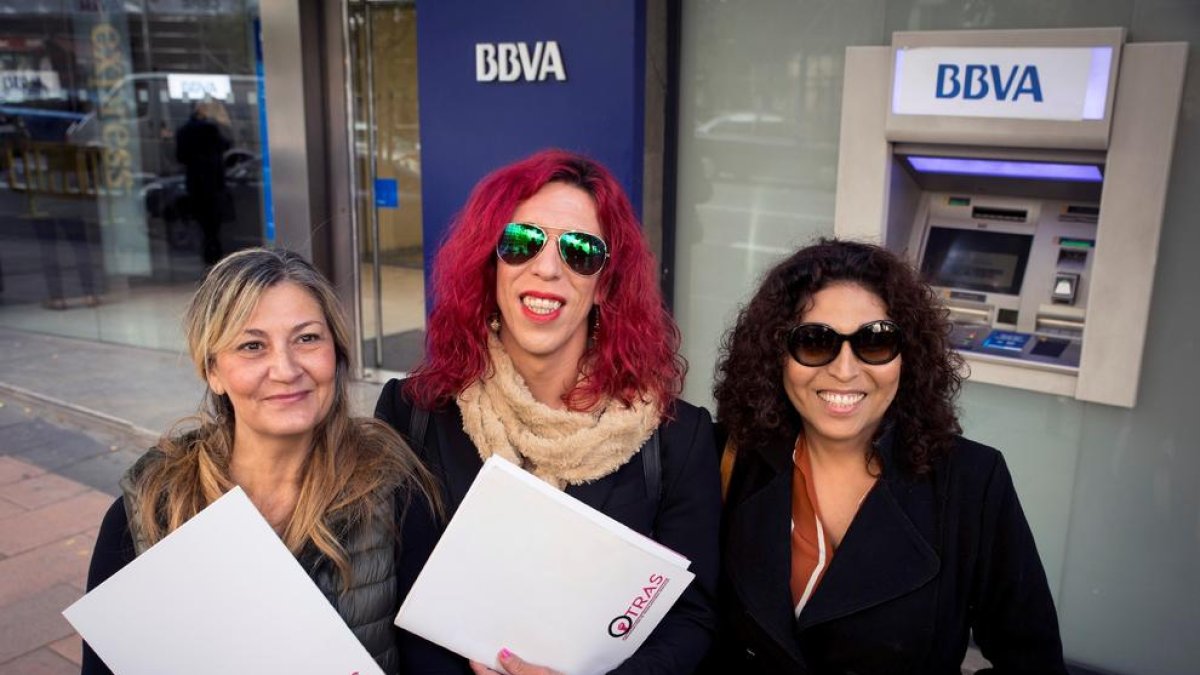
{"left": 834, "top": 28, "right": 1186, "bottom": 407}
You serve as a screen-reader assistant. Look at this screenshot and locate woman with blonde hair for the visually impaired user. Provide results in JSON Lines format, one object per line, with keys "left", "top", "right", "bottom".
{"left": 81, "top": 248, "right": 452, "bottom": 674}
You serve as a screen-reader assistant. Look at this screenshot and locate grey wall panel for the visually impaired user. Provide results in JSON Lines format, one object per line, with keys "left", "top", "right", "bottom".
{"left": 260, "top": 0, "right": 330, "bottom": 266}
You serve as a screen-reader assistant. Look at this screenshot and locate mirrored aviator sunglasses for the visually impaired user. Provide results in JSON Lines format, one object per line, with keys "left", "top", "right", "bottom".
{"left": 786, "top": 320, "right": 903, "bottom": 367}
{"left": 495, "top": 222, "right": 609, "bottom": 276}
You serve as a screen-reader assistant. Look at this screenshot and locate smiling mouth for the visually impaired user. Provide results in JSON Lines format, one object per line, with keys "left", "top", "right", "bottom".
{"left": 818, "top": 391, "right": 865, "bottom": 409}
{"left": 266, "top": 391, "right": 309, "bottom": 402}
{"left": 521, "top": 295, "right": 563, "bottom": 315}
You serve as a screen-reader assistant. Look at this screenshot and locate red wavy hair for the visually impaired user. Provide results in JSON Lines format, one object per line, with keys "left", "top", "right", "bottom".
{"left": 407, "top": 149, "right": 684, "bottom": 413}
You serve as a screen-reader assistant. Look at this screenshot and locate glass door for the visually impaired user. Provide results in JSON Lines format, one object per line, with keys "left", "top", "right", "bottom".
{"left": 347, "top": 0, "right": 425, "bottom": 377}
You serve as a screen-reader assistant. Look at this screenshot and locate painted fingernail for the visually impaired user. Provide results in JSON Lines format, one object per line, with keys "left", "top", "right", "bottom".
{"left": 500, "top": 648, "right": 513, "bottom": 660}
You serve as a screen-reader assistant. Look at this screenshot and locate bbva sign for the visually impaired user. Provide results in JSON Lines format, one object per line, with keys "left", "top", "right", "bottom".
{"left": 935, "top": 64, "right": 1043, "bottom": 102}
{"left": 475, "top": 41, "right": 567, "bottom": 82}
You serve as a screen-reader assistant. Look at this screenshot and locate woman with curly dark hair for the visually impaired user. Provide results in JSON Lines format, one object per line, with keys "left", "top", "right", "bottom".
{"left": 706, "top": 239, "right": 1065, "bottom": 674}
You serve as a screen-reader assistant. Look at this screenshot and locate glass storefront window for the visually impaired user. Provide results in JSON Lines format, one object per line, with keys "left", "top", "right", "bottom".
{"left": 0, "top": 0, "right": 269, "bottom": 351}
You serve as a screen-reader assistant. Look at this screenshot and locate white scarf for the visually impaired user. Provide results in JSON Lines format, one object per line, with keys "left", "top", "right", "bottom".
{"left": 457, "top": 336, "right": 660, "bottom": 489}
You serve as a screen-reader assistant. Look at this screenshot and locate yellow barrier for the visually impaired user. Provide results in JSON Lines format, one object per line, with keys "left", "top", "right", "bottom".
{"left": 1, "top": 141, "right": 108, "bottom": 217}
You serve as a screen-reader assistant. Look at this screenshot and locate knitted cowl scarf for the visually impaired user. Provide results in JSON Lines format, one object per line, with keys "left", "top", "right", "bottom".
{"left": 457, "top": 335, "right": 660, "bottom": 490}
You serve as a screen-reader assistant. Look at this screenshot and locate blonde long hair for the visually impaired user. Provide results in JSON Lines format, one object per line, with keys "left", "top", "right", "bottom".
{"left": 130, "top": 248, "right": 437, "bottom": 585}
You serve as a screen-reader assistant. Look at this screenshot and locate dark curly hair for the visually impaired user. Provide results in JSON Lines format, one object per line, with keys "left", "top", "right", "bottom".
{"left": 713, "top": 238, "right": 964, "bottom": 475}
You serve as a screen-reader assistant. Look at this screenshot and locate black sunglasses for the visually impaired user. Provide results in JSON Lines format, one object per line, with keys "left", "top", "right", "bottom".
{"left": 786, "top": 320, "right": 903, "bottom": 367}
{"left": 496, "top": 222, "right": 609, "bottom": 276}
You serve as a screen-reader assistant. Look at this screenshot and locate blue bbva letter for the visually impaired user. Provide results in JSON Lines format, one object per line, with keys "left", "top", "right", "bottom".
{"left": 1013, "top": 66, "right": 1043, "bottom": 101}
{"left": 936, "top": 64, "right": 961, "bottom": 98}
{"left": 963, "top": 64, "right": 989, "bottom": 100}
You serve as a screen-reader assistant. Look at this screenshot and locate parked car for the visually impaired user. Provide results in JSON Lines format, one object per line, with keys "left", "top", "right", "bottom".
{"left": 142, "top": 147, "right": 263, "bottom": 253}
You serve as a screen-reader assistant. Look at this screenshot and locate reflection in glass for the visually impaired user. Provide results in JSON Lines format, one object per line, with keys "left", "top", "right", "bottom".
{"left": 0, "top": 2, "right": 268, "bottom": 351}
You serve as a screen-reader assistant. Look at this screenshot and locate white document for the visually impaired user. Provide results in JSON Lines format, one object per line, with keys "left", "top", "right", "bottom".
{"left": 396, "top": 456, "right": 694, "bottom": 675}
{"left": 63, "top": 487, "right": 384, "bottom": 675}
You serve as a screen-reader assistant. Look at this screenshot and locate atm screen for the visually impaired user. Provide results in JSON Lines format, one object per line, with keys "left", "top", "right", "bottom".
{"left": 921, "top": 227, "right": 1033, "bottom": 295}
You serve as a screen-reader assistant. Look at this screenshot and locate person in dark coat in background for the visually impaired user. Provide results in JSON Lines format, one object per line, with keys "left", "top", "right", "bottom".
{"left": 375, "top": 149, "right": 720, "bottom": 675}
{"left": 175, "top": 99, "right": 231, "bottom": 266}
{"left": 706, "top": 239, "right": 1067, "bottom": 674}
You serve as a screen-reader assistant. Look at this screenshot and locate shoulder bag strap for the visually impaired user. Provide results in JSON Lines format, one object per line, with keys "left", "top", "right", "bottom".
{"left": 643, "top": 430, "right": 662, "bottom": 537}
{"left": 407, "top": 403, "right": 450, "bottom": 502}
{"left": 720, "top": 438, "right": 737, "bottom": 503}
{"left": 643, "top": 430, "right": 662, "bottom": 501}
{"left": 408, "top": 404, "right": 429, "bottom": 455}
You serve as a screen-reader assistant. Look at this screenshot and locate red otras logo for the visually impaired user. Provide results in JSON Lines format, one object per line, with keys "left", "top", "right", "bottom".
{"left": 608, "top": 574, "right": 669, "bottom": 639}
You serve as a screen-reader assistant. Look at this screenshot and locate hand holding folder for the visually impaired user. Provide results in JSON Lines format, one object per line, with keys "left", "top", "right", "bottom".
{"left": 396, "top": 456, "right": 695, "bottom": 675}
{"left": 63, "top": 488, "right": 384, "bottom": 675}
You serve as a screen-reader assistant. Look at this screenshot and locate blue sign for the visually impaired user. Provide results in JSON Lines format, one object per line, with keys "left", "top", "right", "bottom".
{"left": 374, "top": 178, "right": 399, "bottom": 209}
{"left": 417, "top": 0, "right": 646, "bottom": 295}
{"left": 983, "top": 331, "right": 1032, "bottom": 353}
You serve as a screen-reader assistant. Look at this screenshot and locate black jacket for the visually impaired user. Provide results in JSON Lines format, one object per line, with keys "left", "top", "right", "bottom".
{"left": 175, "top": 115, "right": 229, "bottom": 196}
{"left": 706, "top": 429, "right": 1067, "bottom": 675}
{"left": 375, "top": 379, "right": 721, "bottom": 674}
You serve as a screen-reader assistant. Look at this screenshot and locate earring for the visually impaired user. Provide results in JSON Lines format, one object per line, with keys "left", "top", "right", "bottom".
{"left": 590, "top": 306, "right": 601, "bottom": 337}
{"left": 488, "top": 313, "right": 501, "bottom": 333}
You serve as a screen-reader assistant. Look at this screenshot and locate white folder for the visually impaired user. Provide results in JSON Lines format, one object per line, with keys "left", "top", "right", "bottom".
{"left": 63, "top": 487, "right": 384, "bottom": 675}
{"left": 395, "top": 455, "right": 694, "bottom": 675}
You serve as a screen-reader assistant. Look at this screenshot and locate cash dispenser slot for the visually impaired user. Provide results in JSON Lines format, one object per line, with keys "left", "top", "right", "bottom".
{"left": 947, "top": 304, "right": 991, "bottom": 325}
{"left": 1035, "top": 305, "right": 1085, "bottom": 340}
{"left": 971, "top": 205, "right": 1028, "bottom": 222}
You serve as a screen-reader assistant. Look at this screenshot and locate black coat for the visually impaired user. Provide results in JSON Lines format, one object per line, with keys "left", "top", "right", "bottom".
{"left": 375, "top": 379, "right": 721, "bottom": 675}
{"left": 706, "top": 428, "right": 1067, "bottom": 675}
{"left": 175, "top": 115, "right": 229, "bottom": 197}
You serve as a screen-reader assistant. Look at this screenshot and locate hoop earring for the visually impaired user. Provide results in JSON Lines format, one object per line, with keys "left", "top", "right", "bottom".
{"left": 488, "top": 313, "right": 501, "bottom": 333}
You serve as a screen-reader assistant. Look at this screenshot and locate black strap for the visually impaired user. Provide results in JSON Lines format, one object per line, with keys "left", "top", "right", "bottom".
{"left": 643, "top": 430, "right": 662, "bottom": 537}
{"left": 643, "top": 430, "right": 662, "bottom": 501}
{"left": 408, "top": 404, "right": 449, "bottom": 495}
{"left": 408, "top": 405, "right": 429, "bottom": 455}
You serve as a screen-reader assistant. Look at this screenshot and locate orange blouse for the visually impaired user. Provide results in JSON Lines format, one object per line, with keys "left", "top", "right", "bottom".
{"left": 790, "top": 435, "right": 834, "bottom": 616}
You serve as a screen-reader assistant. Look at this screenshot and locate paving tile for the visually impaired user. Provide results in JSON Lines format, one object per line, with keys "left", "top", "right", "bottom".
{"left": 0, "top": 419, "right": 61, "bottom": 454}
{"left": 0, "top": 491, "right": 112, "bottom": 557}
{"left": 0, "top": 497, "right": 25, "bottom": 520}
{"left": 0, "top": 647, "right": 77, "bottom": 675}
{"left": 0, "top": 531, "right": 97, "bottom": 607}
{"left": 0, "top": 456, "right": 45, "bottom": 486}
{"left": 10, "top": 431, "right": 110, "bottom": 473}
{"left": 0, "top": 583, "right": 79, "bottom": 663}
{"left": 0, "top": 473, "right": 88, "bottom": 510}
{"left": 0, "top": 401, "right": 33, "bottom": 429}
{"left": 53, "top": 449, "right": 138, "bottom": 498}
{"left": 47, "top": 635, "right": 82, "bottom": 666}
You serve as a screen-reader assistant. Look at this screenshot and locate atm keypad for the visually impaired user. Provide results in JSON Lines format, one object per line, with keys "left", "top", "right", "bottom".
{"left": 948, "top": 325, "right": 1081, "bottom": 368}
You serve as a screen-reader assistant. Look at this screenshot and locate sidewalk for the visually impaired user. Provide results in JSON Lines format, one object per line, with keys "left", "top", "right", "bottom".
{"left": 0, "top": 326, "right": 385, "bottom": 673}
{"left": 0, "top": 405, "right": 117, "bottom": 674}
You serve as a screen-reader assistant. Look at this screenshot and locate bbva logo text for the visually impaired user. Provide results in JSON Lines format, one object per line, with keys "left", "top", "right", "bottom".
{"left": 475, "top": 41, "right": 566, "bottom": 82}
{"left": 935, "top": 64, "right": 1043, "bottom": 102}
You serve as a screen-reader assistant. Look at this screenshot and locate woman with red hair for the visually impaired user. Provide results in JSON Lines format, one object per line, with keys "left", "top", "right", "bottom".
{"left": 376, "top": 149, "right": 720, "bottom": 674}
